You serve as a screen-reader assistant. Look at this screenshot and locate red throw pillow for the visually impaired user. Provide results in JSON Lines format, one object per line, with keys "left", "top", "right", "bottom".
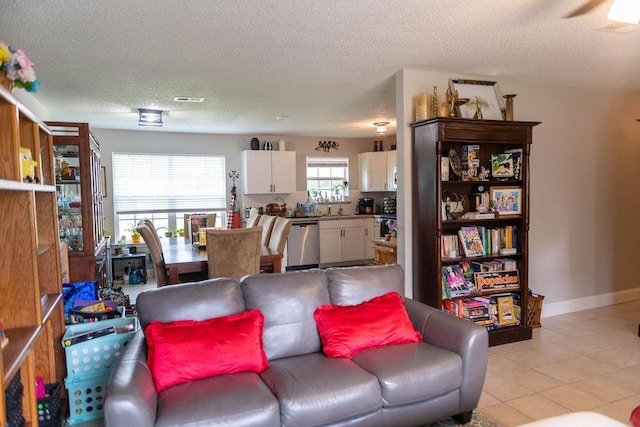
{"left": 314, "top": 291, "right": 421, "bottom": 359}
{"left": 145, "top": 309, "right": 269, "bottom": 392}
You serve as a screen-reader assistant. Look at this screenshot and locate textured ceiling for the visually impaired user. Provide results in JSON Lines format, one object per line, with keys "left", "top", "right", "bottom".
{"left": 1, "top": 0, "right": 638, "bottom": 137}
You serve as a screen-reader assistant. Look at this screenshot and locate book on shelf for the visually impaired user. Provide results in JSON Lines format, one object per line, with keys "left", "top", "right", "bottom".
{"left": 440, "top": 234, "right": 460, "bottom": 259}
{"left": 462, "top": 211, "right": 496, "bottom": 220}
{"left": 458, "top": 226, "right": 485, "bottom": 257}
{"left": 442, "top": 265, "right": 472, "bottom": 298}
{"left": 475, "top": 226, "right": 518, "bottom": 255}
{"left": 504, "top": 148, "right": 523, "bottom": 179}
{"left": 474, "top": 270, "right": 520, "bottom": 291}
{"left": 462, "top": 145, "right": 480, "bottom": 176}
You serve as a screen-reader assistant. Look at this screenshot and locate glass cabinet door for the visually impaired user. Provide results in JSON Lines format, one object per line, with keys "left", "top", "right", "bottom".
{"left": 54, "top": 144, "right": 84, "bottom": 252}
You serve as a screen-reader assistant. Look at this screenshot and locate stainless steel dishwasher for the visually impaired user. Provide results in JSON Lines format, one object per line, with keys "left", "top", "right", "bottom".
{"left": 286, "top": 220, "right": 320, "bottom": 270}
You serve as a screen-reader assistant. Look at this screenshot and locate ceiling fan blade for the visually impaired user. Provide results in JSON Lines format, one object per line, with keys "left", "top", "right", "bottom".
{"left": 563, "top": 0, "right": 608, "bottom": 18}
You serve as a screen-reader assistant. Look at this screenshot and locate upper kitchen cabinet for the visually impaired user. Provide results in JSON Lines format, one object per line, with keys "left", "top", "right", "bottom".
{"left": 242, "top": 150, "right": 296, "bottom": 194}
{"left": 48, "top": 122, "right": 109, "bottom": 287}
{"left": 359, "top": 150, "right": 397, "bottom": 192}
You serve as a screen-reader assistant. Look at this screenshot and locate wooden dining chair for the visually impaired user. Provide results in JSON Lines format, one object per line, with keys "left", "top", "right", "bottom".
{"left": 268, "top": 217, "right": 293, "bottom": 255}
{"left": 257, "top": 215, "right": 277, "bottom": 246}
{"left": 205, "top": 227, "right": 262, "bottom": 280}
{"left": 246, "top": 213, "right": 261, "bottom": 228}
{"left": 136, "top": 221, "right": 169, "bottom": 286}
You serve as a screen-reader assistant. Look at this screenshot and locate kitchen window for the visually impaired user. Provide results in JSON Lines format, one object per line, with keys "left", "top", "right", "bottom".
{"left": 306, "top": 157, "right": 349, "bottom": 201}
{"left": 112, "top": 153, "right": 227, "bottom": 240}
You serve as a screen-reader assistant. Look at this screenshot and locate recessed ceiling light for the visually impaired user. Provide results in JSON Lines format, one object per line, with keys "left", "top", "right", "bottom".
{"left": 276, "top": 115, "right": 289, "bottom": 121}
{"left": 173, "top": 96, "right": 205, "bottom": 103}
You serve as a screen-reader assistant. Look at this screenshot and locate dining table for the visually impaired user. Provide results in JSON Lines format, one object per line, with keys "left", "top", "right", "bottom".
{"left": 161, "top": 237, "right": 283, "bottom": 284}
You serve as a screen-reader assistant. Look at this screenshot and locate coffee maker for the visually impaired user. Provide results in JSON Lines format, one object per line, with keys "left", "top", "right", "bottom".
{"left": 356, "top": 198, "right": 374, "bottom": 214}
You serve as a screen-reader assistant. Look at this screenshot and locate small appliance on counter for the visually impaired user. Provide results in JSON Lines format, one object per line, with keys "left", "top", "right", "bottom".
{"left": 356, "top": 198, "right": 374, "bottom": 214}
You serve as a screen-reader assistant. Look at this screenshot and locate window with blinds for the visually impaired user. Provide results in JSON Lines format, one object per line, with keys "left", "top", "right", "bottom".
{"left": 306, "top": 156, "right": 349, "bottom": 200}
{"left": 112, "top": 153, "right": 227, "bottom": 239}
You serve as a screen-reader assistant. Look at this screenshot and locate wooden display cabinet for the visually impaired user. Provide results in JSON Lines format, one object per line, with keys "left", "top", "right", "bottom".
{"left": 411, "top": 117, "right": 539, "bottom": 346}
{"left": 48, "top": 122, "right": 108, "bottom": 287}
{"left": 0, "top": 87, "right": 65, "bottom": 425}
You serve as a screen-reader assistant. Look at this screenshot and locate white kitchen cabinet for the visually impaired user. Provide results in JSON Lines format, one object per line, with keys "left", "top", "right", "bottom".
{"left": 359, "top": 151, "right": 397, "bottom": 192}
{"left": 319, "top": 218, "right": 370, "bottom": 265}
{"left": 364, "top": 217, "right": 375, "bottom": 259}
{"left": 242, "top": 150, "right": 296, "bottom": 194}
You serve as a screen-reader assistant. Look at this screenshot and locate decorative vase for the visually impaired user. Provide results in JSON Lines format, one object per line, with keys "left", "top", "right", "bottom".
{"left": 250, "top": 137, "right": 260, "bottom": 150}
{"left": 503, "top": 94, "right": 517, "bottom": 121}
{"left": 131, "top": 234, "right": 142, "bottom": 244}
{"left": 0, "top": 72, "right": 14, "bottom": 94}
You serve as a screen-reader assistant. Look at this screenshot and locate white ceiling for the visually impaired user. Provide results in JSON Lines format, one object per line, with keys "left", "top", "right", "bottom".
{"left": 1, "top": 0, "right": 638, "bottom": 138}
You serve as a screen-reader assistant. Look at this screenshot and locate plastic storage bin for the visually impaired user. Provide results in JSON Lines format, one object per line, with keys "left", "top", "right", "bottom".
{"left": 64, "top": 373, "right": 109, "bottom": 425}
{"left": 62, "top": 317, "right": 138, "bottom": 376}
{"left": 38, "top": 382, "right": 63, "bottom": 427}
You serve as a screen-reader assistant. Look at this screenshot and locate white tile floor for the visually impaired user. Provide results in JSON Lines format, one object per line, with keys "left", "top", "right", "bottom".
{"left": 477, "top": 300, "right": 640, "bottom": 426}
{"left": 68, "top": 287, "right": 640, "bottom": 427}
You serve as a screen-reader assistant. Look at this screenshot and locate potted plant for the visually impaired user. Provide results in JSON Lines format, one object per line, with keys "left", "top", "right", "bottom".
{"left": 386, "top": 219, "right": 398, "bottom": 244}
{"left": 125, "top": 224, "right": 142, "bottom": 244}
{"left": 114, "top": 236, "right": 126, "bottom": 255}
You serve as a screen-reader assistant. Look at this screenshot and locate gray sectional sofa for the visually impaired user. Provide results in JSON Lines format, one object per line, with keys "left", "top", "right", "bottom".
{"left": 104, "top": 264, "right": 488, "bottom": 427}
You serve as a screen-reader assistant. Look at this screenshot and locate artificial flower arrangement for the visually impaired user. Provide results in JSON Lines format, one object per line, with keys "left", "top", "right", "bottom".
{"left": 386, "top": 219, "right": 398, "bottom": 238}
{"left": 0, "top": 42, "right": 39, "bottom": 92}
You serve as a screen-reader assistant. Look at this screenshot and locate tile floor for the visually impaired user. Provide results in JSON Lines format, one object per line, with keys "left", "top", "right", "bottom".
{"left": 69, "top": 287, "right": 640, "bottom": 427}
{"left": 477, "top": 299, "right": 640, "bottom": 426}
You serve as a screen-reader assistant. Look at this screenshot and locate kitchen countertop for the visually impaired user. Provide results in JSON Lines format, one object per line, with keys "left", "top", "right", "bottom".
{"left": 290, "top": 214, "right": 376, "bottom": 222}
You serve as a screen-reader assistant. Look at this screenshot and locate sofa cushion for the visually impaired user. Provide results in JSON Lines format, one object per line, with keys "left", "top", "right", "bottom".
{"left": 146, "top": 310, "right": 268, "bottom": 392}
{"left": 157, "top": 372, "right": 280, "bottom": 427}
{"left": 136, "top": 277, "right": 245, "bottom": 330}
{"left": 241, "top": 269, "right": 330, "bottom": 360}
{"left": 352, "top": 342, "right": 463, "bottom": 406}
{"left": 325, "top": 264, "right": 404, "bottom": 306}
{"left": 314, "top": 291, "right": 421, "bottom": 358}
{"left": 260, "top": 352, "right": 382, "bottom": 427}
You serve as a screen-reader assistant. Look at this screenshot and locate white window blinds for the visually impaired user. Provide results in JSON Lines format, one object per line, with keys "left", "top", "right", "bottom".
{"left": 112, "top": 153, "right": 226, "bottom": 214}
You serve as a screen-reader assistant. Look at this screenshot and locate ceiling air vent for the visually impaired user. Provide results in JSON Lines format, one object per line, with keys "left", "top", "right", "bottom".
{"left": 173, "top": 96, "right": 205, "bottom": 103}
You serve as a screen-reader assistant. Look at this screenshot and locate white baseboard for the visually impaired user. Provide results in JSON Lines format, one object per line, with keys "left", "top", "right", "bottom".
{"left": 541, "top": 287, "right": 640, "bottom": 318}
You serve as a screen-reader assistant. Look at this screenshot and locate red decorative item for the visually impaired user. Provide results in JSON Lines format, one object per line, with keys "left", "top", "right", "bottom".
{"left": 314, "top": 292, "right": 421, "bottom": 359}
{"left": 145, "top": 310, "right": 269, "bottom": 392}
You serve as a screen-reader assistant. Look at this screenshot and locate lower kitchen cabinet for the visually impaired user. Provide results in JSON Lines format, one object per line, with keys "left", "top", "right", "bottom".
{"left": 319, "top": 218, "right": 374, "bottom": 266}
{"left": 364, "top": 217, "right": 375, "bottom": 259}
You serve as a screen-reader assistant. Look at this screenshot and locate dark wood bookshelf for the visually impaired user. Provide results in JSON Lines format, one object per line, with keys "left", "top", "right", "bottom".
{"left": 411, "top": 117, "right": 539, "bottom": 346}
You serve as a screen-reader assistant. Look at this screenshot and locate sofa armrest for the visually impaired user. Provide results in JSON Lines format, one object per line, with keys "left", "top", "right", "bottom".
{"left": 404, "top": 298, "right": 488, "bottom": 413}
{"left": 105, "top": 330, "right": 157, "bottom": 427}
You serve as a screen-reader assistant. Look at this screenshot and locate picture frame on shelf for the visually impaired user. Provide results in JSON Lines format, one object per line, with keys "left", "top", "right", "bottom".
{"left": 490, "top": 186, "right": 522, "bottom": 215}
{"left": 448, "top": 79, "right": 505, "bottom": 120}
{"left": 491, "top": 153, "right": 514, "bottom": 178}
{"left": 497, "top": 295, "right": 517, "bottom": 325}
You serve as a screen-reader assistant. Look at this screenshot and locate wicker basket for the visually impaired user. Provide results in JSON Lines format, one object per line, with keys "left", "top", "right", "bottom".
{"left": 526, "top": 294, "right": 545, "bottom": 328}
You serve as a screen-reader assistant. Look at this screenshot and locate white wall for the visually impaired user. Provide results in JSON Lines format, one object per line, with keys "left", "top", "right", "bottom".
{"left": 396, "top": 68, "right": 640, "bottom": 315}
